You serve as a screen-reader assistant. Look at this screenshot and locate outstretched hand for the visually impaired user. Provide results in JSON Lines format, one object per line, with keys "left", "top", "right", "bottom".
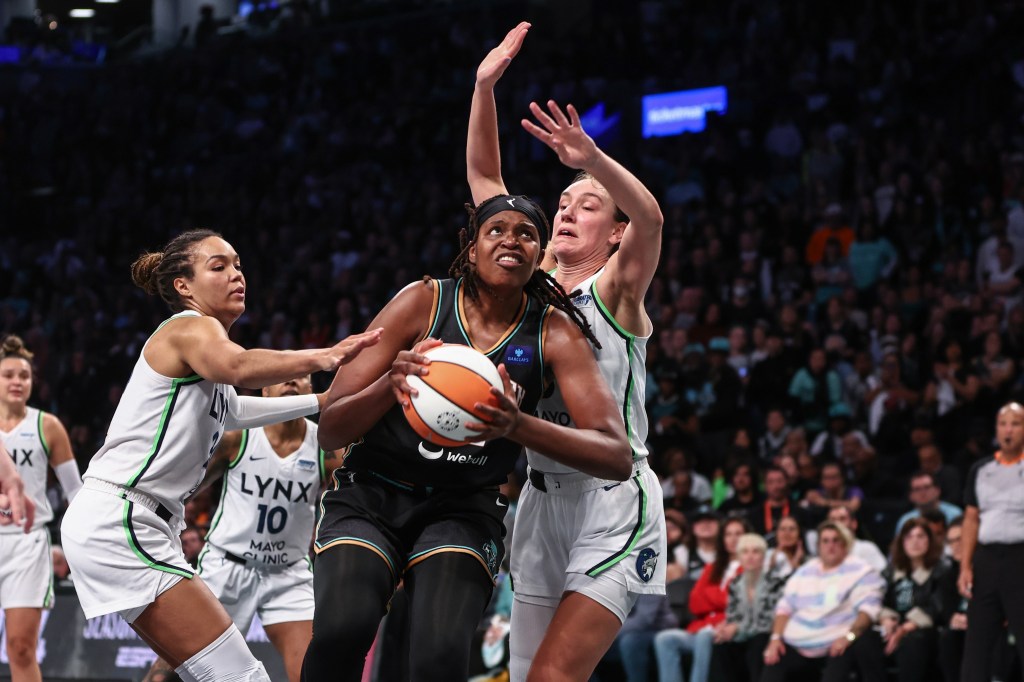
{"left": 476, "top": 21, "right": 531, "bottom": 89}
{"left": 522, "top": 100, "right": 599, "bottom": 170}
{"left": 322, "top": 328, "right": 384, "bottom": 372}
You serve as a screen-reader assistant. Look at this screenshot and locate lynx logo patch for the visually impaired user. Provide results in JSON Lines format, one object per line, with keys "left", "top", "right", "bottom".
{"left": 636, "top": 547, "right": 658, "bottom": 583}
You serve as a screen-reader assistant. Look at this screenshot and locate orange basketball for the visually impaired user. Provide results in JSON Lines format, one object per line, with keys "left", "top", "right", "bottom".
{"left": 402, "top": 344, "right": 503, "bottom": 447}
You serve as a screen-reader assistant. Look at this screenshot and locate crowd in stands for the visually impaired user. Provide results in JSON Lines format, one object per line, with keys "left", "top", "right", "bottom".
{"left": 5, "top": 0, "right": 1024, "bottom": 679}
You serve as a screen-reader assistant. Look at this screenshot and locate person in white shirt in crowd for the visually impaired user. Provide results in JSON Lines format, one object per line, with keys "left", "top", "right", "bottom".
{"left": 762, "top": 521, "right": 886, "bottom": 682}
{"left": 825, "top": 506, "right": 887, "bottom": 573}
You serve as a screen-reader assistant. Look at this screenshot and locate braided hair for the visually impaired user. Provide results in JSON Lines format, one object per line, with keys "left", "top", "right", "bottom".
{"left": 449, "top": 200, "right": 601, "bottom": 349}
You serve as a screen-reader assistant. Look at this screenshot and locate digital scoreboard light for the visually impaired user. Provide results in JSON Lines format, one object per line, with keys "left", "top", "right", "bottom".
{"left": 642, "top": 86, "right": 727, "bottom": 138}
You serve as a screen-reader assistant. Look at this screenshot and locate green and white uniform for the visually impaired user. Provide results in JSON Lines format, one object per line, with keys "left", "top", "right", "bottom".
{"left": 0, "top": 407, "right": 54, "bottom": 609}
{"left": 197, "top": 421, "right": 322, "bottom": 631}
{"left": 61, "top": 311, "right": 319, "bottom": 621}
{"left": 511, "top": 270, "right": 666, "bottom": 615}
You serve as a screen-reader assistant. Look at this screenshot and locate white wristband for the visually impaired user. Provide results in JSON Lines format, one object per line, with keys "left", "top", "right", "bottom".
{"left": 54, "top": 459, "right": 83, "bottom": 502}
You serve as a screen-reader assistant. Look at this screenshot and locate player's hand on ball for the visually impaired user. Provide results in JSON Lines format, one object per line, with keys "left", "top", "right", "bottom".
{"left": 465, "top": 364, "right": 520, "bottom": 440}
{"left": 389, "top": 338, "right": 443, "bottom": 407}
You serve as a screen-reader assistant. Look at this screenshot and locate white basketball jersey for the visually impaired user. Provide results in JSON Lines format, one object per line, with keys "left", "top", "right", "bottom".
{"left": 0, "top": 407, "right": 54, "bottom": 533}
{"left": 205, "top": 420, "right": 323, "bottom": 567}
{"left": 83, "top": 311, "right": 233, "bottom": 519}
{"left": 529, "top": 269, "right": 650, "bottom": 475}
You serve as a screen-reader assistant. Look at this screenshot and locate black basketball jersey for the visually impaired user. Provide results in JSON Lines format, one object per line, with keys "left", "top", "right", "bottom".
{"left": 343, "top": 278, "right": 549, "bottom": 488}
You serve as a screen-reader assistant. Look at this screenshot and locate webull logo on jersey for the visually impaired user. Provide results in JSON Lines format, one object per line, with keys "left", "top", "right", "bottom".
{"left": 239, "top": 474, "right": 314, "bottom": 503}
{"left": 417, "top": 441, "right": 488, "bottom": 466}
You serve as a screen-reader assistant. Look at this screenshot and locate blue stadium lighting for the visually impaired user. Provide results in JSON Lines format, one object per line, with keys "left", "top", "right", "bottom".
{"left": 641, "top": 86, "right": 728, "bottom": 138}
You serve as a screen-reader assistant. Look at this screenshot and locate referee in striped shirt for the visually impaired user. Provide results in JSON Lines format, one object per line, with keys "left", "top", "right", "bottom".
{"left": 958, "top": 401, "right": 1024, "bottom": 682}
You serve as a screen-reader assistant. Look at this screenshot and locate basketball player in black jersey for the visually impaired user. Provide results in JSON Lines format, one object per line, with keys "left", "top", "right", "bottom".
{"left": 301, "top": 195, "right": 632, "bottom": 682}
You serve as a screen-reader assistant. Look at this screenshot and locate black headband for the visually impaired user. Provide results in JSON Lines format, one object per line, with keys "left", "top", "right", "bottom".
{"left": 473, "top": 194, "right": 550, "bottom": 248}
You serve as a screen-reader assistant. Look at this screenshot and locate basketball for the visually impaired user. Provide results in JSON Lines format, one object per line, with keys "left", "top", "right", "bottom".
{"left": 403, "top": 344, "right": 504, "bottom": 447}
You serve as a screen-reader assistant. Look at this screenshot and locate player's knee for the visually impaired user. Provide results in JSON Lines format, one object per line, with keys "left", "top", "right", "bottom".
{"left": 4, "top": 632, "right": 37, "bottom": 667}
{"left": 408, "top": 640, "right": 471, "bottom": 682}
{"left": 245, "top": 661, "right": 271, "bottom": 681}
{"left": 177, "top": 626, "right": 264, "bottom": 682}
{"left": 307, "top": 610, "right": 377, "bottom": 662}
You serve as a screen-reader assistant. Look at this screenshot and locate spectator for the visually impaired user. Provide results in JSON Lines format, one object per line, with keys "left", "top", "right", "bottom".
{"left": 747, "top": 332, "right": 795, "bottom": 417}
{"left": 751, "top": 466, "right": 798, "bottom": 544}
{"left": 938, "top": 518, "right": 969, "bottom": 682}
{"left": 811, "top": 238, "right": 853, "bottom": 305}
{"left": 664, "top": 509, "right": 693, "bottom": 583}
{"left": 761, "top": 521, "right": 886, "bottom": 682}
{"left": 725, "top": 326, "right": 752, "bottom": 380}
{"left": 865, "top": 352, "right": 921, "bottom": 441}
{"left": 894, "top": 471, "right": 963, "bottom": 534}
{"left": 700, "top": 337, "right": 743, "bottom": 433}
{"left": 843, "top": 350, "right": 876, "bottom": 424}
{"left": 806, "top": 204, "right": 855, "bottom": 266}
{"left": 915, "top": 443, "right": 963, "bottom": 506}
{"left": 981, "top": 241, "right": 1024, "bottom": 315}
{"left": 924, "top": 338, "right": 980, "bottom": 449}
{"left": 180, "top": 526, "right": 205, "bottom": 568}
{"left": 654, "top": 516, "right": 748, "bottom": 682}
{"left": 661, "top": 447, "right": 713, "bottom": 504}
{"left": 848, "top": 220, "right": 899, "bottom": 295}
{"left": 877, "top": 518, "right": 951, "bottom": 682}
{"left": 809, "top": 403, "right": 867, "bottom": 460}
{"left": 841, "top": 433, "right": 903, "bottom": 502}
{"left": 717, "top": 461, "right": 763, "bottom": 524}
{"left": 788, "top": 348, "right": 844, "bottom": 437}
{"left": 826, "top": 507, "right": 887, "bottom": 574}
{"left": 972, "top": 330, "right": 1016, "bottom": 415}
{"left": 648, "top": 362, "right": 687, "bottom": 451}
{"left": 757, "top": 408, "right": 791, "bottom": 464}
{"left": 712, "top": 533, "right": 787, "bottom": 682}
{"left": 665, "top": 469, "right": 702, "bottom": 519}
{"left": 764, "top": 515, "right": 807, "bottom": 580}
{"left": 804, "top": 460, "right": 865, "bottom": 517}
{"left": 679, "top": 505, "right": 722, "bottom": 575}
{"left": 792, "top": 452, "right": 821, "bottom": 500}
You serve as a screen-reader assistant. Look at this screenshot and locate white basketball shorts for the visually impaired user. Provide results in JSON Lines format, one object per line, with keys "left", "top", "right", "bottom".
{"left": 61, "top": 481, "right": 194, "bottom": 622}
{"left": 0, "top": 527, "right": 53, "bottom": 609}
{"left": 510, "top": 460, "right": 667, "bottom": 621}
{"left": 197, "top": 543, "right": 314, "bottom": 631}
